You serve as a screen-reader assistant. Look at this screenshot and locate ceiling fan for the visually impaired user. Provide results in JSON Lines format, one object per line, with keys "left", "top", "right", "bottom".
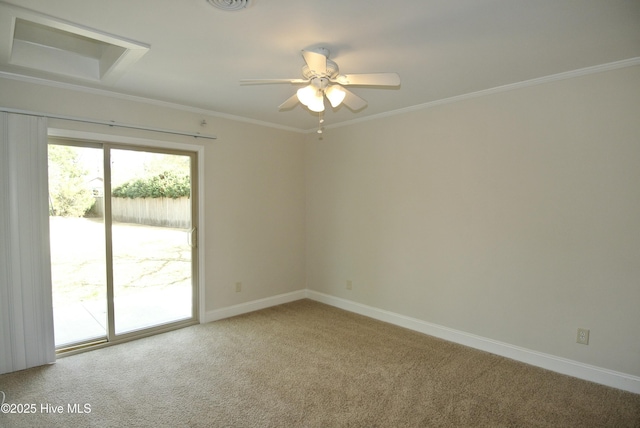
{"left": 240, "top": 48, "right": 400, "bottom": 114}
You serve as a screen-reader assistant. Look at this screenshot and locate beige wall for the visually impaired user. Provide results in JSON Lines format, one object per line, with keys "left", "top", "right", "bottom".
{"left": 2, "top": 64, "right": 639, "bottom": 378}
{"left": 305, "top": 65, "right": 640, "bottom": 376}
{"left": 0, "top": 77, "right": 306, "bottom": 313}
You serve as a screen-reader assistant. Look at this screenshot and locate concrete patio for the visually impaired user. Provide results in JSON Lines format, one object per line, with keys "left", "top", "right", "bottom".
{"left": 54, "top": 286, "right": 192, "bottom": 347}
{"left": 49, "top": 216, "right": 194, "bottom": 348}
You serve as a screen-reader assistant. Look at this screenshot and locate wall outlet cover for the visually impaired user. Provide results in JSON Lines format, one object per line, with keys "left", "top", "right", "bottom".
{"left": 577, "top": 328, "right": 589, "bottom": 345}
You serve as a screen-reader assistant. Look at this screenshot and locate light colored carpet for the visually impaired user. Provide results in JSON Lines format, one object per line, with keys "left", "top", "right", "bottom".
{"left": 1, "top": 299, "right": 639, "bottom": 427}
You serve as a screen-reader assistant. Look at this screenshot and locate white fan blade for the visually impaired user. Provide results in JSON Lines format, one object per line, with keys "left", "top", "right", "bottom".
{"left": 334, "top": 73, "right": 400, "bottom": 87}
{"left": 302, "top": 50, "right": 327, "bottom": 75}
{"left": 278, "top": 94, "right": 299, "bottom": 110}
{"left": 342, "top": 88, "right": 367, "bottom": 110}
{"left": 240, "top": 79, "right": 308, "bottom": 84}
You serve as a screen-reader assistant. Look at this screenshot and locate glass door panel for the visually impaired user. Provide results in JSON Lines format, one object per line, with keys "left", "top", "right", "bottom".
{"left": 48, "top": 144, "right": 107, "bottom": 348}
{"left": 109, "top": 148, "right": 193, "bottom": 334}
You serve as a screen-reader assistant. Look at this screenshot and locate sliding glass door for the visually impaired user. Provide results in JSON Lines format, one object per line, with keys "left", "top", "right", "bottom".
{"left": 48, "top": 140, "right": 198, "bottom": 350}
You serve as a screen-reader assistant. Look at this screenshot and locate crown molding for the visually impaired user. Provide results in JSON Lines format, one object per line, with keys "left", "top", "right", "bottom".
{"left": 0, "top": 71, "right": 306, "bottom": 134}
{"left": 3, "top": 56, "right": 639, "bottom": 135}
{"left": 317, "top": 56, "right": 640, "bottom": 132}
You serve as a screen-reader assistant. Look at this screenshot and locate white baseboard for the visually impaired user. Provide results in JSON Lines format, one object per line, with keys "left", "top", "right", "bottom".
{"left": 306, "top": 290, "right": 640, "bottom": 395}
{"left": 201, "top": 289, "right": 639, "bottom": 394}
{"left": 203, "top": 289, "right": 307, "bottom": 323}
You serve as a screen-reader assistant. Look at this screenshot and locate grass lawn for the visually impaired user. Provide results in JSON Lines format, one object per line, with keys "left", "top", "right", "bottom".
{"left": 49, "top": 216, "right": 192, "bottom": 305}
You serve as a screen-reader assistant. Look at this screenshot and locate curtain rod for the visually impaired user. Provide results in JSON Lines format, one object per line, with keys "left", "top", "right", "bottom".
{"left": 0, "top": 107, "right": 217, "bottom": 140}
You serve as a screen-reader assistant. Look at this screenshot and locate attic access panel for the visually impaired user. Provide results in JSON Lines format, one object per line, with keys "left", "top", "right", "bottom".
{"left": 0, "top": 3, "right": 149, "bottom": 84}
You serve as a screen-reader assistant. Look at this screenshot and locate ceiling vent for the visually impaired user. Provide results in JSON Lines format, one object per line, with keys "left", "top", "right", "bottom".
{"left": 0, "top": 3, "right": 149, "bottom": 84}
{"left": 207, "top": 0, "right": 251, "bottom": 11}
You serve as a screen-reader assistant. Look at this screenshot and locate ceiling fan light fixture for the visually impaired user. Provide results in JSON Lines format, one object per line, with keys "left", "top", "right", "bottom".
{"left": 296, "top": 85, "right": 315, "bottom": 106}
{"left": 297, "top": 85, "right": 325, "bottom": 112}
{"left": 242, "top": 48, "right": 400, "bottom": 121}
{"left": 325, "top": 85, "right": 346, "bottom": 108}
{"left": 307, "top": 97, "right": 325, "bottom": 113}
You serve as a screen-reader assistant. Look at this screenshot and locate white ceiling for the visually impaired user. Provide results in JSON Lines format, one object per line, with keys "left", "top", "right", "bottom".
{"left": 1, "top": 0, "right": 640, "bottom": 132}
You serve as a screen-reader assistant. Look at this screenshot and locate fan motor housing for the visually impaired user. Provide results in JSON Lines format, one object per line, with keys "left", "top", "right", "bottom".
{"left": 302, "top": 58, "right": 339, "bottom": 79}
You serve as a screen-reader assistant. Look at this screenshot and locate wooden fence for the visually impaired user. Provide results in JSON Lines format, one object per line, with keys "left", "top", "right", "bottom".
{"left": 108, "top": 197, "right": 191, "bottom": 228}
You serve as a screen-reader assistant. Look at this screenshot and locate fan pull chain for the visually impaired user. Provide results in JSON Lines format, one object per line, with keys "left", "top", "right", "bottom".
{"left": 317, "top": 112, "right": 324, "bottom": 134}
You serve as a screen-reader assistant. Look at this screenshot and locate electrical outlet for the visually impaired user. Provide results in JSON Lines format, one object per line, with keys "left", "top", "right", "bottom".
{"left": 346, "top": 280, "right": 352, "bottom": 290}
{"left": 235, "top": 282, "right": 242, "bottom": 293}
{"left": 577, "top": 328, "right": 589, "bottom": 345}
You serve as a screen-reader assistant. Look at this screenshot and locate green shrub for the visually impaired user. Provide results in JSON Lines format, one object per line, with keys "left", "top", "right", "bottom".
{"left": 48, "top": 144, "right": 95, "bottom": 217}
{"left": 112, "top": 171, "right": 190, "bottom": 199}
